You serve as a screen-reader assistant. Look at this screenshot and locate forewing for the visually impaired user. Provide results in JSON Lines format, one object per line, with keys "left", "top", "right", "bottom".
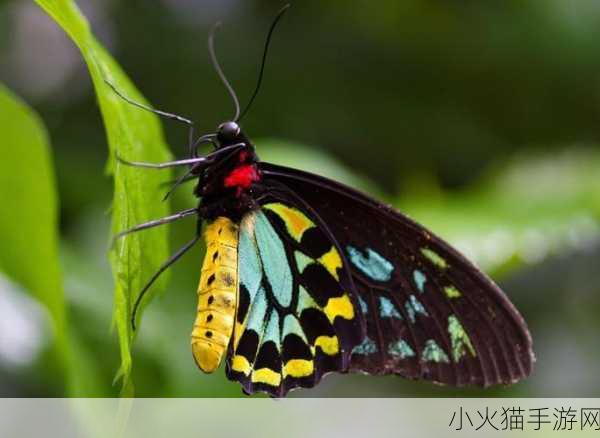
{"left": 226, "top": 201, "right": 365, "bottom": 396}
{"left": 260, "top": 162, "right": 534, "bottom": 387}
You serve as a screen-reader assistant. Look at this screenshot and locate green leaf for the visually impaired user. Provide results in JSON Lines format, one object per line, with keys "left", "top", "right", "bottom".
{"left": 0, "top": 84, "right": 71, "bottom": 389}
{"left": 36, "top": 0, "right": 174, "bottom": 392}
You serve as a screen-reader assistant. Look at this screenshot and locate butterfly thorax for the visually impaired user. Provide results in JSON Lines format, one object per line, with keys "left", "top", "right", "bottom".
{"left": 196, "top": 130, "right": 263, "bottom": 222}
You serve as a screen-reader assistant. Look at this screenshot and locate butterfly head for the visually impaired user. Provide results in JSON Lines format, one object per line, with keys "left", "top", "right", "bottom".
{"left": 216, "top": 121, "right": 242, "bottom": 146}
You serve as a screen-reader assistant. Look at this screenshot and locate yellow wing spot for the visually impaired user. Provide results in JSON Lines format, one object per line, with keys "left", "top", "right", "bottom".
{"left": 263, "top": 203, "right": 315, "bottom": 242}
{"left": 315, "top": 335, "right": 339, "bottom": 355}
{"left": 251, "top": 368, "right": 281, "bottom": 386}
{"left": 231, "top": 355, "right": 251, "bottom": 376}
{"left": 444, "top": 286, "right": 462, "bottom": 299}
{"left": 318, "top": 246, "right": 342, "bottom": 280}
{"left": 324, "top": 294, "right": 355, "bottom": 324}
{"left": 283, "top": 359, "right": 314, "bottom": 378}
{"left": 421, "top": 247, "right": 448, "bottom": 269}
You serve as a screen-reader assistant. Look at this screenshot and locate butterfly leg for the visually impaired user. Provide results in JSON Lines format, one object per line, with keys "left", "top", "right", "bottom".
{"left": 160, "top": 174, "right": 198, "bottom": 189}
{"left": 105, "top": 80, "right": 197, "bottom": 156}
{"left": 105, "top": 79, "right": 194, "bottom": 126}
{"left": 162, "top": 145, "right": 243, "bottom": 201}
{"left": 116, "top": 155, "right": 212, "bottom": 169}
{"left": 131, "top": 219, "right": 203, "bottom": 330}
{"left": 117, "top": 142, "right": 246, "bottom": 170}
{"left": 159, "top": 174, "right": 198, "bottom": 201}
{"left": 161, "top": 164, "right": 204, "bottom": 201}
{"left": 111, "top": 207, "right": 198, "bottom": 245}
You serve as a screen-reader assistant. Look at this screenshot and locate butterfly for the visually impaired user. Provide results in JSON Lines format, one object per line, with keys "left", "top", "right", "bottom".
{"left": 111, "top": 5, "right": 534, "bottom": 397}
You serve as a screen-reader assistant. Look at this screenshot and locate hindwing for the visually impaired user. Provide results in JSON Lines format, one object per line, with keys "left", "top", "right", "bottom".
{"left": 226, "top": 201, "right": 364, "bottom": 396}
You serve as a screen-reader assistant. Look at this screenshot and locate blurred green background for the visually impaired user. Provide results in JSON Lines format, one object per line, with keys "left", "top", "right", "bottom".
{"left": 0, "top": 0, "right": 599, "bottom": 397}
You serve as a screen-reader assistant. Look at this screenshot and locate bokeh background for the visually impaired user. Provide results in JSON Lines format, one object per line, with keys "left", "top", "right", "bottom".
{"left": 1, "top": 0, "right": 600, "bottom": 397}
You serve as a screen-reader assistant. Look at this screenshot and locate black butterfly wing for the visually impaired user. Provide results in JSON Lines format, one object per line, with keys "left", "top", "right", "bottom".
{"left": 260, "top": 162, "right": 534, "bottom": 387}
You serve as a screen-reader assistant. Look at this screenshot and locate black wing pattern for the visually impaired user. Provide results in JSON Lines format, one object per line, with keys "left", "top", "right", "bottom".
{"left": 260, "top": 162, "right": 534, "bottom": 387}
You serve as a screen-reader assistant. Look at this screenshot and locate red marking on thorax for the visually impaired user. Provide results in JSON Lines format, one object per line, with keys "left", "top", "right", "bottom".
{"left": 224, "top": 164, "right": 260, "bottom": 194}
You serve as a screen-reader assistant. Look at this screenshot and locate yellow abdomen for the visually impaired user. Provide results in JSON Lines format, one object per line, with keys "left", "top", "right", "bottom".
{"left": 191, "top": 217, "right": 239, "bottom": 373}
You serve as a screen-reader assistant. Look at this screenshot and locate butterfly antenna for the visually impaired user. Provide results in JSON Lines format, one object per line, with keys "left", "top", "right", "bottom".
{"left": 209, "top": 22, "right": 241, "bottom": 121}
{"left": 237, "top": 4, "right": 291, "bottom": 122}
